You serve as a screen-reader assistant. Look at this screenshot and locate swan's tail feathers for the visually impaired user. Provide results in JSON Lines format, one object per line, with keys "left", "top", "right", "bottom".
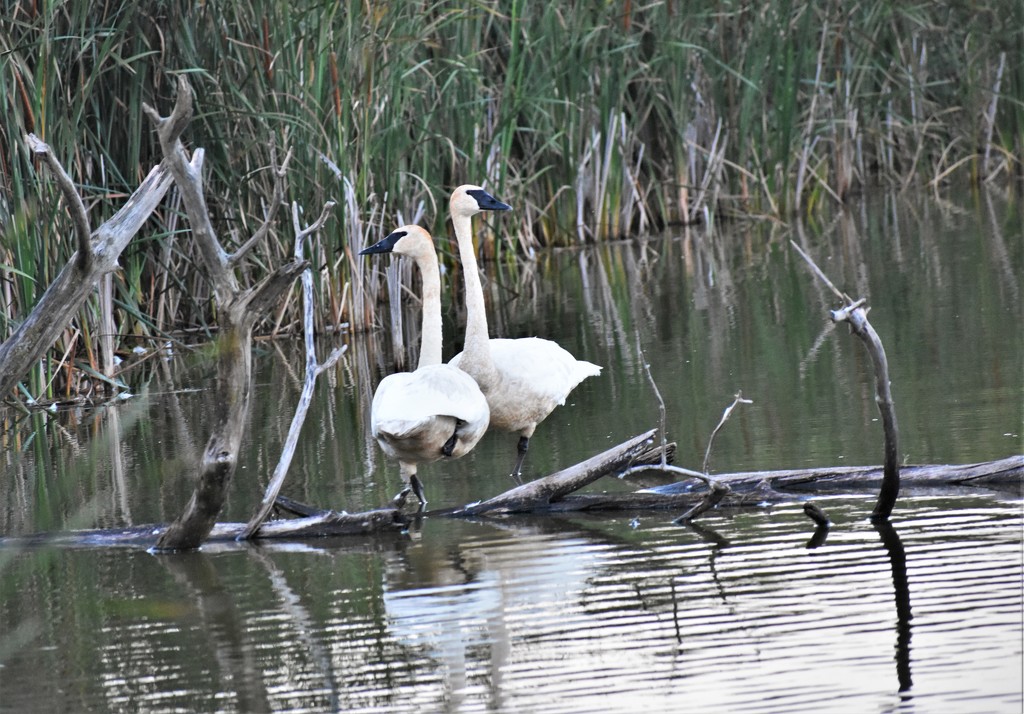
{"left": 578, "top": 360, "right": 603, "bottom": 378}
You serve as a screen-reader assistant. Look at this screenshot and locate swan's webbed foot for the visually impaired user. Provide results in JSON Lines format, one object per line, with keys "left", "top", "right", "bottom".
{"left": 392, "top": 487, "right": 412, "bottom": 509}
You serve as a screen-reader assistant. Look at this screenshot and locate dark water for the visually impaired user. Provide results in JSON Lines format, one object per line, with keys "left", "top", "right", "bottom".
{"left": 1, "top": 188, "right": 1021, "bottom": 712}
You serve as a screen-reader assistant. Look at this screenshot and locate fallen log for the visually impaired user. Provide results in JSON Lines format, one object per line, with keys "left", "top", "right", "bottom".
{"left": 3, "top": 434, "right": 1017, "bottom": 548}
{"left": 1, "top": 507, "right": 409, "bottom": 550}
{"left": 511, "top": 454, "right": 1023, "bottom": 514}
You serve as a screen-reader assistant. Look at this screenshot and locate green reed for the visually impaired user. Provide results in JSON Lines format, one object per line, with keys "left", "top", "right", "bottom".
{"left": 1, "top": 0, "right": 1019, "bottom": 400}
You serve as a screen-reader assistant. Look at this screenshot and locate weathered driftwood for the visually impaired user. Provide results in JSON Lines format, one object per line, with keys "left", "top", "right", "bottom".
{"left": 0, "top": 141, "right": 173, "bottom": 400}
{"left": 400, "top": 453, "right": 1020, "bottom": 517}
{"left": 571, "top": 454, "right": 1024, "bottom": 513}
{"left": 145, "top": 77, "right": 306, "bottom": 551}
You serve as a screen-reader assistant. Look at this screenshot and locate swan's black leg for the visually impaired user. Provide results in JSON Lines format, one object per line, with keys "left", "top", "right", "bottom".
{"left": 510, "top": 435, "right": 529, "bottom": 485}
{"left": 409, "top": 474, "right": 427, "bottom": 506}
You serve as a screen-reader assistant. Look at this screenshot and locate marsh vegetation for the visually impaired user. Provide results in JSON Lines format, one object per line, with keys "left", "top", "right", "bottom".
{"left": 2, "top": 0, "right": 1020, "bottom": 402}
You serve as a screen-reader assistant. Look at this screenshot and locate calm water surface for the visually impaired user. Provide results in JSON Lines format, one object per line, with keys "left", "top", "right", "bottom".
{"left": 1, "top": 188, "right": 1021, "bottom": 712}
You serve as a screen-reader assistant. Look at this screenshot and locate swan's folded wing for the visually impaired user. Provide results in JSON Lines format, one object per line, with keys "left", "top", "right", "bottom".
{"left": 487, "top": 337, "right": 601, "bottom": 405}
{"left": 372, "top": 365, "right": 490, "bottom": 439}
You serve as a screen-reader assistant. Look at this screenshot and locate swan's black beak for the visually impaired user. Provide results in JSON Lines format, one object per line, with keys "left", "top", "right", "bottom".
{"left": 360, "top": 230, "right": 406, "bottom": 255}
{"left": 467, "top": 189, "right": 512, "bottom": 212}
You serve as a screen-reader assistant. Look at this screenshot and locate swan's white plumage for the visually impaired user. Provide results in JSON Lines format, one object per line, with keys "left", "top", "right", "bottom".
{"left": 371, "top": 364, "right": 489, "bottom": 462}
{"left": 450, "top": 337, "right": 601, "bottom": 436}
{"left": 361, "top": 225, "right": 489, "bottom": 504}
{"left": 447, "top": 185, "right": 602, "bottom": 479}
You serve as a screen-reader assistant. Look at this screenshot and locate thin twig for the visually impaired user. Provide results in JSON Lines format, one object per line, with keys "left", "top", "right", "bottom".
{"left": 667, "top": 392, "right": 749, "bottom": 524}
{"left": 788, "top": 239, "right": 846, "bottom": 302}
{"left": 635, "top": 330, "right": 667, "bottom": 468}
{"left": 702, "top": 391, "right": 753, "bottom": 476}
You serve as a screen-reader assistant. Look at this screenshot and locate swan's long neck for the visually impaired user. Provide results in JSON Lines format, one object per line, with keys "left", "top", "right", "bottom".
{"left": 415, "top": 248, "right": 443, "bottom": 369}
{"left": 452, "top": 211, "right": 494, "bottom": 374}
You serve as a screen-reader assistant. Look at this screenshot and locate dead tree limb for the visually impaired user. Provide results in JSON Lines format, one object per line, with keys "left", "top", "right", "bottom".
{"left": 511, "top": 453, "right": 1022, "bottom": 515}
{"left": 832, "top": 299, "right": 900, "bottom": 520}
{"left": 0, "top": 140, "right": 173, "bottom": 401}
{"left": 229, "top": 146, "right": 292, "bottom": 266}
{"left": 790, "top": 239, "right": 900, "bottom": 521}
{"left": 146, "top": 77, "right": 306, "bottom": 551}
{"left": 239, "top": 200, "right": 344, "bottom": 540}
{"left": 143, "top": 77, "right": 237, "bottom": 302}
{"left": 444, "top": 429, "right": 657, "bottom": 517}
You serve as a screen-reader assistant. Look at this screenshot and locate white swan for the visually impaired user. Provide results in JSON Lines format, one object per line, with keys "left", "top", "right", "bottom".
{"left": 360, "top": 225, "right": 490, "bottom": 506}
{"left": 447, "top": 185, "right": 602, "bottom": 482}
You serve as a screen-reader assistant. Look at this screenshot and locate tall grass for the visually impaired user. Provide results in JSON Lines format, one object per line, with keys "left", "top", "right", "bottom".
{"left": 1, "top": 0, "right": 1020, "bottom": 400}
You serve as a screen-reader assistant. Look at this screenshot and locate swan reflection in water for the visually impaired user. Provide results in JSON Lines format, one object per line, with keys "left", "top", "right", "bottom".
{"left": 382, "top": 522, "right": 608, "bottom": 709}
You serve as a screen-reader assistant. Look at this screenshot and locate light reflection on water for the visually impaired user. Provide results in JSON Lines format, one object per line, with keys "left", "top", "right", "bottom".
{"left": 0, "top": 189, "right": 1022, "bottom": 712}
{"left": 5, "top": 497, "right": 1019, "bottom": 713}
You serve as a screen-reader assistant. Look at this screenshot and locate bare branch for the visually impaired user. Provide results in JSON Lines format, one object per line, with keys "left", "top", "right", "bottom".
{"left": 144, "top": 76, "right": 235, "bottom": 301}
{"left": 789, "top": 242, "right": 901, "bottom": 521}
{"left": 26, "top": 134, "right": 93, "bottom": 269}
{"left": 240, "top": 200, "right": 340, "bottom": 540}
{"left": 297, "top": 200, "right": 337, "bottom": 241}
{"left": 0, "top": 159, "right": 172, "bottom": 400}
{"left": 229, "top": 147, "right": 294, "bottom": 265}
{"left": 622, "top": 463, "right": 715, "bottom": 486}
{"left": 831, "top": 302, "right": 901, "bottom": 521}
{"left": 142, "top": 75, "right": 194, "bottom": 148}
{"left": 789, "top": 238, "right": 847, "bottom": 301}
{"left": 703, "top": 391, "right": 753, "bottom": 475}
{"left": 635, "top": 330, "right": 669, "bottom": 468}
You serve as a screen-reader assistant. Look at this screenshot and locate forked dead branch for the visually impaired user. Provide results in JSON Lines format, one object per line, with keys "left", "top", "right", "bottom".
{"left": 0, "top": 141, "right": 173, "bottom": 400}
